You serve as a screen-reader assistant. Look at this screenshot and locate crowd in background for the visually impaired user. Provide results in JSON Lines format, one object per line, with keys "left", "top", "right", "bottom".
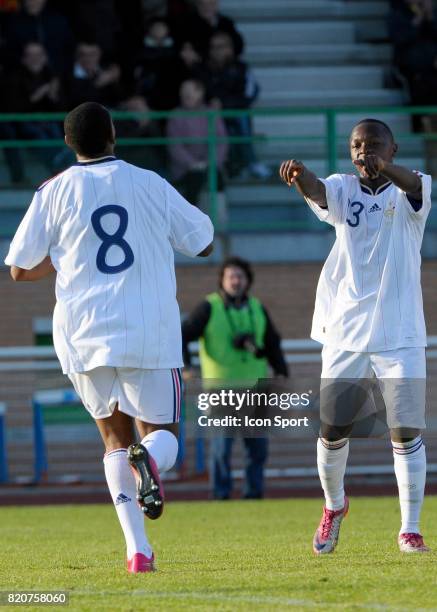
{"left": 388, "top": 0, "right": 437, "bottom": 128}
{"left": 0, "top": 0, "right": 270, "bottom": 195}
{"left": 2, "top": 0, "right": 437, "bottom": 188}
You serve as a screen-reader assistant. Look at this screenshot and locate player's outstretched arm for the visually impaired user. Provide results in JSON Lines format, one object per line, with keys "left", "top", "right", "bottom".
{"left": 197, "top": 242, "right": 213, "bottom": 257}
{"left": 353, "top": 157, "right": 422, "bottom": 200}
{"left": 10, "top": 256, "right": 55, "bottom": 282}
{"left": 279, "top": 160, "right": 327, "bottom": 208}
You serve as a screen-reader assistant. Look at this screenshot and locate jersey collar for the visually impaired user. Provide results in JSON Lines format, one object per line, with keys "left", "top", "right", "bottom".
{"left": 74, "top": 156, "right": 117, "bottom": 166}
{"left": 360, "top": 180, "right": 392, "bottom": 196}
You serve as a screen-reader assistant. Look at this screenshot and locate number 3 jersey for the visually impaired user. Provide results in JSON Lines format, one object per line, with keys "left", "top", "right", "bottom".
{"left": 305, "top": 171, "right": 432, "bottom": 353}
{"left": 5, "top": 157, "right": 214, "bottom": 373}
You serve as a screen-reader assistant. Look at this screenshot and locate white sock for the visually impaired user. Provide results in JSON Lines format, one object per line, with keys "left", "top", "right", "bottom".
{"left": 103, "top": 448, "right": 152, "bottom": 559}
{"left": 141, "top": 429, "right": 179, "bottom": 473}
{"left": 317, "top": 437, "right": 349, "bottom": 511}
{"left": 392, "top": 436, "right": 426, "bottom": 535}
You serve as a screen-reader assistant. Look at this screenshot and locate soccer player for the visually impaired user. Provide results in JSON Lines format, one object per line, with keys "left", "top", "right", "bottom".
{"left": 5, "top": 101, "right": 214, "bottom": 573}
{"left": 279, "top": 118, "right": 431, "bottom": 554}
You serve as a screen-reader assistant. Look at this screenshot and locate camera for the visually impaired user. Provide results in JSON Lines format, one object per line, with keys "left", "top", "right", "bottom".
{"left": 232, "top": 333, "right": 263, "bottom": 357}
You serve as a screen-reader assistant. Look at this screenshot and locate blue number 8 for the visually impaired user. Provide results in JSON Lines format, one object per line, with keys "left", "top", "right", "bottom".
{"left": 346, "top": 201, "right": 364, "bottom": 227}
{"left": 91, "top": 205, "right": 134, "bottom": 274}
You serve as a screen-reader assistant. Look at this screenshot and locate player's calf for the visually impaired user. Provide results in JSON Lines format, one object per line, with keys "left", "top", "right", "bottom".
{"left": 127, "top": 443, "right": 164, "bottom": 520}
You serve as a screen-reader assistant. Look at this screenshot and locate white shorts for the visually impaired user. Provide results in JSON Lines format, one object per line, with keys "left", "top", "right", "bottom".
{"left": 68, "top": 367, "right": 182, "bottom": 422}
{"left": 321, "top": 346, "right": 426, "bottom": 430}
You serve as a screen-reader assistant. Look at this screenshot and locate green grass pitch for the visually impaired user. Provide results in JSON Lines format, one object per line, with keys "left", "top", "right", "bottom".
{"left": 1, "top": 497, "right": 437, "bottom": 611}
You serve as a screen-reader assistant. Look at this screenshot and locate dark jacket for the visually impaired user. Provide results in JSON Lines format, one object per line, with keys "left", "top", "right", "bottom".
{"left": 65, "top": 65, "right": 122, "bottom": 109}
{"left": 195, "top": 60, "right": 259, "bottom": 109}
{"left": 388, "top": 4, "right": 437, "bottom": 74}
{"left": 171, "top": 10, "right": 244, "bottom": 59}
{"left": 7, "top": 65, "right": 61, "bottom": 113}
{"left": 4, "top": 7, "right": 75, "bottom": 73}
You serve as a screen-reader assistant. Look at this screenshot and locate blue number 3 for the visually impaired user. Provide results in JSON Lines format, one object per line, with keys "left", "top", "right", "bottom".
{"left": 346, "top": 201, "right": 364, "bottom": 227}
{"left": 91, "top": 205, "right": 134, "bottom": 274}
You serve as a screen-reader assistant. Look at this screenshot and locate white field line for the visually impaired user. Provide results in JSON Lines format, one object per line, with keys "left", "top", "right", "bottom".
{"left": 71, "top": 589, "right": 398, "bottom": 610}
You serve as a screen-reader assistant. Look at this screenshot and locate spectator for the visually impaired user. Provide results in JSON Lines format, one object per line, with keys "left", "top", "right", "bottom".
{"left": 65, "top": 42, "right": 122, "bottom": 108}
{"left": 142, "top": 0, "right": 167, "bottom": 20}
{"left": 166, "top": 78, "right": 227, "bottom": 206}
{"left": 115, "top": 95, "right": 167, "bottom": 175}
{"left": 388, "top": 0, "right": 437, "bottom": 106}
{"left": 9, "top": 42, "right": 62, "bottom": 113}
{"left": 5, "top": 42, "right": 67, "bottom": 175}
{"left": 4, "top": 0, "right": 75, "bottom": 73}
{"left": 198, "top": 31, "right": 271, "bottom": 179}
{"left": 182, "top": 257, "right": 289, "bottom": 500}
{"left": 134, "top": 18, "right": 190, "bottom": 110}
{"left": 67, "top": 0, "right": 120, "bottom": 61}
{"left": 171, "top": 0, "right": 244, "bottom": 61}
{"left": 0, "top": 66, "right": 25, "bottom": 183}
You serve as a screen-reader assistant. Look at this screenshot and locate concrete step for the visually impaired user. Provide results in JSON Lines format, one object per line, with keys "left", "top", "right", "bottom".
{"left": 357, "top": 21, "right": 388, "bottom": 43}
{"left": 238, "top": 21, "right": 356, "bottom": 46}
{"left": 253, "top": 113, "right": 413, "bottom": 138}
{"left": 0, "top": 189, "right": 34, "bottom": 209}
{"left": 222, "top": 0, "right": 388, "bottom": 22}
{"left": 246, "top": 43, "right": 392, "bottom": 67}
{"left": 254, "top": 65, "right": 385, "bottom": 92}
{"left": 255, "top": 139, "right": 425, "bottom": 162}
{"left": 228, "top": 231, "right": 335, "bottom": 262}
{"left": 258, "top": 87, "right": 406, "bottom": 107}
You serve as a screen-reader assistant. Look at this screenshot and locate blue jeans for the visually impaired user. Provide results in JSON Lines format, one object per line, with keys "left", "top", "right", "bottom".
{"left": 211, "top": 436, "right": 268, "bottom": 499}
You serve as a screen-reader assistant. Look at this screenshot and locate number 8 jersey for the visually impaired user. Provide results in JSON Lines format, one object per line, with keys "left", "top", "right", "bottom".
{"left": 5, "top": 157, "right": 214, "bottom": 374}
{"left": 305, "top": 171, "right": 432, "bottom": 352}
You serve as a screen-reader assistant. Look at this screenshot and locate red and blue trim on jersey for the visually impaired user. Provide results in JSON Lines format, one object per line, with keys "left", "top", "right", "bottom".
{"left": 35, "top": 157, "right": 117, "bottom": 192}
{"left": 36, "top": 168, "right": 69, "bottom": 192}
{"left": 360, "top": 177, "right": 423, "bottom": 211}
{"left": 171, "top": 368, "right": 182, "bottom": 422}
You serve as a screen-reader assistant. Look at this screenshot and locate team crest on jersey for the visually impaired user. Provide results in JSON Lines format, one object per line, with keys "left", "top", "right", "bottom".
{"left": 384, "top": 202, "right": 396, "bottom": 217}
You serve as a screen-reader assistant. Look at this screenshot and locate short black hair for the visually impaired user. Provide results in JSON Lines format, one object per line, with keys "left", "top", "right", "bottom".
{"left": 219, "top": 256, "right": 254, "bottom": 288}
{"left": 64, "top": 102, "right": 114, "bottom": 157}
{"left": 352, "top": 118, "right": 394, "bottom": 142}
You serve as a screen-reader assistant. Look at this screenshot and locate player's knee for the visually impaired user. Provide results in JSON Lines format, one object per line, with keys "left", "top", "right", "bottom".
{"left": 390, "top": 427, "right": 421, "bottom": 444}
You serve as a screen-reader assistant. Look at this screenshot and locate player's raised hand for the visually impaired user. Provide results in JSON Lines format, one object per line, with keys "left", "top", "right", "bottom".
{"left": 353, "top": 155, "right": 385, "bottom": 180}
{"left": 279, "top": 160, "right": 305, "bottom": 187}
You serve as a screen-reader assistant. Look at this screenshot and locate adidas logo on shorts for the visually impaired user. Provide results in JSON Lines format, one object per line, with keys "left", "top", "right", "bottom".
{"left": 369, "top": 203, "right": 381, "bottom": 213}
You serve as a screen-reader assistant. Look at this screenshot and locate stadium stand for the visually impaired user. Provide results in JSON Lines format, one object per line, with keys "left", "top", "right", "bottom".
{"left": 2, "top": 0, "right": 436, "bottom": 264}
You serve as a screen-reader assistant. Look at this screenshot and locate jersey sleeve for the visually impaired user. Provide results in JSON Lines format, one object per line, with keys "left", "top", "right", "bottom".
{"left": 166, "top": 180, "right": 214, "bottom": 257}
{"left": 304, "top": 173, "right": 346, "bottom": 226}
{"left": 403, "top": 171, "right": 432, "bottom": 221}
{"left": 4, "top": 189, "right": 54, "bottom": 269}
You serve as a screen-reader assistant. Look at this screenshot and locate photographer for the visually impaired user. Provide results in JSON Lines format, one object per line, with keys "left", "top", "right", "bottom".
{"left": 182, "top": 257, "right": 288, "bottom": 499}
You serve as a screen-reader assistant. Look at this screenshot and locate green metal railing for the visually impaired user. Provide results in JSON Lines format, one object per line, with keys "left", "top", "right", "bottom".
{"left": 1, "top": 106, "right": 437, "bottom": 232}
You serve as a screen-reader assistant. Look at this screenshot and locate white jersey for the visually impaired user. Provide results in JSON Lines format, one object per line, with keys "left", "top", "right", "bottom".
{"left": 5, "top": 156, "right": 214, "bottom": 374}
{"left": 306, "top": 171, "right": 431, "bottom": 352}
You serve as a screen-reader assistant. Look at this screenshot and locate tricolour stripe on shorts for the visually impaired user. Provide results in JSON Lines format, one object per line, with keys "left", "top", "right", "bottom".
{"left": 171, "top": 368, "right": 181, "bottom": 422}
{"left": 171, "top": 368, "right": 181, "bottom": 423}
